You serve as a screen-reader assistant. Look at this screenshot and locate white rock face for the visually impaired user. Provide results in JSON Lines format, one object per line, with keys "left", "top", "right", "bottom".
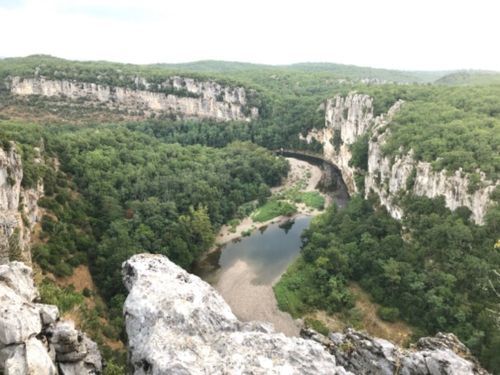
{"left": 9, "top": 76, "right": 259, "bottom": 122}
{"left": 303, "top": 94, "right": 375, "bottom": 194}
{"left": 0, "top": 144, "right": 43, "bottom": 264}
{"left": 304, "top": 93, "right": 498, "bottom": 224}
{"left": 123, "top": 254, "right": 351, "bottom": 375}
{"left": 0, "top": 261, "right": 102, "bottom": 374}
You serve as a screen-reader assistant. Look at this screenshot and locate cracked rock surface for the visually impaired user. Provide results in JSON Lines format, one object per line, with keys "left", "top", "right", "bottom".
{"left": 0, "top": 261, "right": 102, "bottom": 374}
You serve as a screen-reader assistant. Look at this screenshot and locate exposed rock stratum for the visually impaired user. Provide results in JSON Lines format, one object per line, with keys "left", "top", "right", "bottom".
{"left": 8, "top": 76, "right": 258, "bottom": 122}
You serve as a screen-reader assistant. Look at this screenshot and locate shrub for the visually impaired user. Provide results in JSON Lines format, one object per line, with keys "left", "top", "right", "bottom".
{"left": 377, "top": 306, "right": 400, "bottom": 322}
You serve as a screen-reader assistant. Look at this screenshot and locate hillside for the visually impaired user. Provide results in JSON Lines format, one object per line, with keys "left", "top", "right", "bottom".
{"left": 436, "top": 70, "right": 500, "bottom": 85}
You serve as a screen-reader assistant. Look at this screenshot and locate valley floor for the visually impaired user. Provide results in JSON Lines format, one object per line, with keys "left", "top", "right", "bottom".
{"left": 203, "top": 158, "right": 328, "bottom": 336}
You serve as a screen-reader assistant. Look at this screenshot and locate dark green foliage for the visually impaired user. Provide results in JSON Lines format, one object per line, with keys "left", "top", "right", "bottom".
{"left": 377, "top": 306, "right": 400, "bottom": 322}
{"left": 276, "top": 195, "right": 500, "bottom": 372}
{"left": 349, "top": 134, "right": 369, "bottom": 171}
{"left": 379, "top": 85, "right": 500, "bottom": 180}
{"left": 332, "top": 130, "right": 342, "bottom": 153}
{"left": 43, "top": 127, "right": 288, "bottom": 301}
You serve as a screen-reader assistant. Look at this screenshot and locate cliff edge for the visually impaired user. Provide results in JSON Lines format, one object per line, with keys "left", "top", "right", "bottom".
{"left": 122, "top": 254, "right": 488, "bottom": 375}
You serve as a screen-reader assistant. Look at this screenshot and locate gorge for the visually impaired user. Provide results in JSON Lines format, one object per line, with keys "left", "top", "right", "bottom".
{"left": 0, "top": 55, "right": 498, "bottom": 374}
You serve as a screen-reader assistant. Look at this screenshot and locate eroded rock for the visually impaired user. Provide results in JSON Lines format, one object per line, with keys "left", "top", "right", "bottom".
{"left": 0, "top": 261, "right": 102, "bottom": 374}
{"left": 123, "top": 253, "right": 350, "bottom": 375}
{"left": 9, "top": 76, "right": 259, "bottom": 123}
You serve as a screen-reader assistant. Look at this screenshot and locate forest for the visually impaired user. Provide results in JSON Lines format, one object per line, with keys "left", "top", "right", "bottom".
{"left": 275, "top": 193, "right": 500, "bottom": 371}
{"left": 0, "top": 56, "right": 499, "bottom": 373}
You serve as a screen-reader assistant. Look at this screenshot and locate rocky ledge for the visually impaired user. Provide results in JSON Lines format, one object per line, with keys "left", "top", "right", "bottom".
{"left": 303, "top": 328, "right": 488, "bottom": 375}
{"left": 0, "top": 261, "right": 102, "bottom": 374}
{"left": 122, "top": 254, "right": 487, "bottom": 375}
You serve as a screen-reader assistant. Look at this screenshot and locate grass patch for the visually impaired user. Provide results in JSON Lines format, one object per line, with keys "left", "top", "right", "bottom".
{"left": 297, "top": 192, "right": 325, "bottom": 210}
{"left": 228, "top": 218, "right": 240, "bottom": 233}
{"left": 39, "top": 280, "right": 84, "bottom": 313}
{"left": 252, "top": 199, "right": 296, "bottom": 222}
{"left": 304, "top": 317, "right": 330, "bottom": 336}
{"left": 273, "top": 259, "right": 315, "bottom": 318}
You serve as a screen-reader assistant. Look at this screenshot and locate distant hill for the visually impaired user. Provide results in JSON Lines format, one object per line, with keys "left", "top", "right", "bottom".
{"left": 156, "top": 60, "right": 450, "bottom": 83}
{"left": 7, "top": 55, "right": 500, "bottom": 85}
{"left": 435, "top": 70, "right": 500, "bottom": 85}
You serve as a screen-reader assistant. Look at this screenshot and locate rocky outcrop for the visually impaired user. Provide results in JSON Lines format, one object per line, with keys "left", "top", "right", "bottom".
{"left": 0, "top": 143, "right": 43, "bottom": 265}
{"left": 123, "top": 253, "right": 487, "bottom": 374}
{"left": 302, "top": 94, "right": 376, "bottom": 193}
{"left": 365, "top": 126, "right": 498, "bottom": 223}
{"left": 123, "top": 254, "right": 350, "bottom": 374}
{"left": 8, "top": 76, "right": 259, "bottom": 122}
{"left": 303, "top": 328, "right": 488, "bottom": 375}
{"left": 303, "top": 93, "right": 498, "bottom": 224}
{"left": 0, "top": 261, "right": 102, "bottom": 374}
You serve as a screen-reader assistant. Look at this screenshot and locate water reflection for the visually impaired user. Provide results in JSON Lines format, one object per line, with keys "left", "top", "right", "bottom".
{"left": 210, "top": 216, "right": 312, "bottom": 285}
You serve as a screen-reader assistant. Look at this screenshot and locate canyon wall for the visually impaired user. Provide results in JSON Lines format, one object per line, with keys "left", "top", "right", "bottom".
{"left": 303, "top": 93, "right": 498, "bottom": 224}
{"left": 0, "top": 143, "right": 43, "bottom": 264}
{"left": 8, "top": 76, "right": 259, "bottom": 122}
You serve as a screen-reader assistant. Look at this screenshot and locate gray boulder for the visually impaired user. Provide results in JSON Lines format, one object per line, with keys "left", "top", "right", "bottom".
{"left": 303, "top": 328, "right": 489, "bottom": 375}
{"left": 0, "top": 261, "right": 102, "bottom": 374}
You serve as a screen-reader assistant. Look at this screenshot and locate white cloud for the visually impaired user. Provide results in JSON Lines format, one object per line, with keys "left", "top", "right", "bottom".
{"left": 1, "top": 0, "right": 499, "bottom": 70}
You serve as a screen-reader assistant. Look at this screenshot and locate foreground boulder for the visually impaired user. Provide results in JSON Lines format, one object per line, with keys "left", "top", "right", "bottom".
{"left": 123, "top": 254, "right": 350, "bottom": 374}
{"left": 0, "top": 261, "right": 102, "bottom": 374}
{"left": 123, "top": 254, "right": 488, "bottom": 375}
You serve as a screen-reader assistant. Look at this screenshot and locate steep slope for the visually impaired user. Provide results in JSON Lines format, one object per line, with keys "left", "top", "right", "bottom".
{"left": 7, "top": 76, "right": 258, "bottom": 122}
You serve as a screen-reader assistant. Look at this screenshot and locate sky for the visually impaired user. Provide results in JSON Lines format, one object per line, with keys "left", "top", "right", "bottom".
{"left": 0, "top": 0, "right": 499, "bottom": 71}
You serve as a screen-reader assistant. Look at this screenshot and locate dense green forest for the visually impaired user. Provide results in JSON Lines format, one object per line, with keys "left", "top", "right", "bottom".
{"left": 275, "top": 193, "right": 500, "bottom": 371}
{"left": 1, "top": 56, "right": 499, "bottom": 372}
{"left": 0, "top": 120, "right": 288, "bottom": 372}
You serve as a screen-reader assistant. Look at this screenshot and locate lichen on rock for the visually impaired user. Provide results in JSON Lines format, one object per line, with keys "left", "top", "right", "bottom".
{"left": 123, "top": 253, "right": 350, "bottom": 375}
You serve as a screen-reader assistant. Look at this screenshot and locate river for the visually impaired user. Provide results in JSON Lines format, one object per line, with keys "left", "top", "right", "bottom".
{"left": 194, "top": 157, "right": 348, "bottom": 336}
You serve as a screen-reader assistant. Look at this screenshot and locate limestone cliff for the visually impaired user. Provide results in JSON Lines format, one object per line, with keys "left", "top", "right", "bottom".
{"left": 303, "top": 93, "right": 498, "bottom": 224}
{"left": 0, "top": 143, "right": 43, "bottom": 264}
{"left": 8, "top": 76, "right": 259, "bottom": 122}
{"left": 0, "top": 261, "right": 102, "bottom": 374}
{"left": 122, "top": 254, "right": 488, "bottom": 374}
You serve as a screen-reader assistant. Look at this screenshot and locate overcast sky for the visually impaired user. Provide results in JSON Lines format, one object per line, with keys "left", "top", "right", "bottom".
{"left": 1, "top": 0, "right": 499, "bottom": 71}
